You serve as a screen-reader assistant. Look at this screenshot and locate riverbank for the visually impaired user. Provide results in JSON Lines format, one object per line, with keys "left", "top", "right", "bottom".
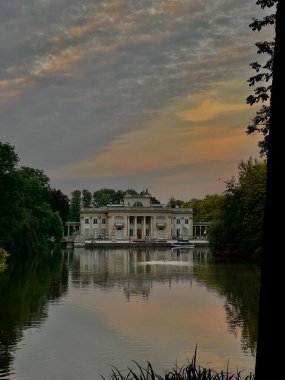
{"left": 62, "top": 238, "right": 209, "bottom": 249}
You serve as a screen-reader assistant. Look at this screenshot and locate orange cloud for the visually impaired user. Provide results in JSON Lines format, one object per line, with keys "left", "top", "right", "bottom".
{"left": 0, "top": 76, "right": 34, "bottom": 102}
{"left": 48, "top": 77, "right": 259, "bottom": 202}
{"left": 49, "top": 115, "right": 257, "bottom": 181}
{"left": 32, "top": 47, "right": 85, "bottom": 76}
{"left": 177, "top": 99, "right": 248, "bottom": 122}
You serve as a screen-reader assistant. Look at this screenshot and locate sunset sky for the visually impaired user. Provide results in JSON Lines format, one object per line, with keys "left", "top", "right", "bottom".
{"left": 0, "top": 0, "right": 273, "bottom": 203}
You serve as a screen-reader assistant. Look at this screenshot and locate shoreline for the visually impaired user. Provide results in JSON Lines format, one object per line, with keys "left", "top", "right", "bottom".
{"left": 63, "top": 238, "right": 209, "bottom": 249}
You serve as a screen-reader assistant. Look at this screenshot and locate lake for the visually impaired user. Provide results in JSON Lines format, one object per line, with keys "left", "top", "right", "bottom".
{"left": 0, "top": 247, "right": 260, "bottom": 379}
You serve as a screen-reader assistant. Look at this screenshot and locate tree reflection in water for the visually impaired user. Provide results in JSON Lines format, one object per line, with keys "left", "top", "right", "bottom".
{"left": 0, "top": 248, "right": 259, "bottom": 378}
{"left": 0, "top": 249, "right": 68, "bottom": 378}
{"left": 71, "top": 247, "right": 259, "bottom": 357}
{"left": 193, "top": 257, "right": 260, "bottom": 356}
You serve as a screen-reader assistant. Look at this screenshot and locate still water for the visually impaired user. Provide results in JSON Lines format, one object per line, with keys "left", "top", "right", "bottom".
{"left": 0, "top": 247, "right": 260, "bottom": 379}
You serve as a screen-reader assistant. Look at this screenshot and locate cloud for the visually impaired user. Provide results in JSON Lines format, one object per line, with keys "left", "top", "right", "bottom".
{"left": 0, "top": 76, "right": 34, "bottom": 102}
{"left": 31, "top": 47, "right": 85, "bottom": 76}
{"left": 0, "top": 0, "right": 267, "bottom": 201}
{"left": 177, "top": 99, "right": 248, "bottom": 122}
{"left": 49, "top": 94, "right": 257, "bottom": 181}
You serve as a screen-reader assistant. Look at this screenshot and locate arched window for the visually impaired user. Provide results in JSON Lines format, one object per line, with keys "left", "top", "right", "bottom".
{"left": 133, "top": 201, "right": 143, "bottom": 207}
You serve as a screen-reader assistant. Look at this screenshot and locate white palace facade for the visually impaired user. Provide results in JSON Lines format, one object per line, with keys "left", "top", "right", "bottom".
{"left": 78, "top": 191, "right": 194, "bottom": 241}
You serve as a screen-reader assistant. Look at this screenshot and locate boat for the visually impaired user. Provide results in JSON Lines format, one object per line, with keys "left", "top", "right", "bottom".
{"left": 171, "top": 238, "right": 195, "bottom": 249}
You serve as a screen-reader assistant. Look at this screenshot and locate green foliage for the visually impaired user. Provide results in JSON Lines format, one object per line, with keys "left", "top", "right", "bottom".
{"left": 69, "top": 190, "right": 81, "bottom": 221}
{"left": 102, "top": 348, "right": 255, "bottom": 379}
{"left": 50, "top": 211, "right": 64, "bottom": 242}
{"left": 246, "top": 0, "right": 277, "bottom": 156}
{"left": 166, "top": 197, "right": 185, "bottom": 208}
{"left": 49, "top": 188, "right": 69, "bottom": 225}
{"left": 111, "top": 189, "right": 125, "bottom": 204}
{"left": 209, "top": 158, "right": 266, "bottom": 258}
{"left": 82, "top": 189, "right": 92, "bottom": 208}
{"left": 0, "top": 142, "right": 19, "bottom": 175}
{"left": 0, "top": 141, "right": 68, "bottom": 255}
{"left": 166, "top": 195, "right": 224, "bottom": 223}
{"left": 92, "top": 188, "right": 140, "bottom": 207}
{"left": 189, "top": 194, "right": 224, "bottom": 222}
{"left": 93, "top": 188, "right": 117, "bottom": 207}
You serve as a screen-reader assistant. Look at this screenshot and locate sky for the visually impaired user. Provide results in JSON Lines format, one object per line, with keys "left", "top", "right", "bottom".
{"left": 0, "top": 0, "right": 274, "bottom": 204}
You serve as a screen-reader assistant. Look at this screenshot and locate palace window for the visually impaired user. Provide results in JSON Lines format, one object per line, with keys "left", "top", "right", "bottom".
{"left": 102, "top": 218, "right": 106, "bottom": 224}
{"left": 176, "top": 219, "right": 180, "bottom": 224}
{"left": 185, "top": 219, "right": 189, "bottom": 224}
{"left": 93, "top": 218, "right": 97, "bottom": 224}
{"left": 85, "top": 218, "right": 89, "bottom": 224}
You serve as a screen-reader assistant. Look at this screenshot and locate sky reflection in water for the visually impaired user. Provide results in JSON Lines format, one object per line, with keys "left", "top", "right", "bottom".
{"left": 0, "top": 248, "right": 259, "bottom": 379}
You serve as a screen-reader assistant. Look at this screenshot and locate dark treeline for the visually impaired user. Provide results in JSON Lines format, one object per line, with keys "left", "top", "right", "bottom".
{"left": 68, "top": 188, "right": 161, "bottom": 221}
{"left": 161, "top": 158, "right": 266, "bottom": 259}
{"left": 0, "top": 142, "right": 69, "bottom": 255}
{"left": 208, "top": 158, "right": 266, "bottom": 258}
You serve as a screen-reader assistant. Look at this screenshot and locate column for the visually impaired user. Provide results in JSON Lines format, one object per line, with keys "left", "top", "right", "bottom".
{"left": 134, "top": 216, "right": 137, "bottom": 238}
{"left": 98, "top": 217, "right": 101, "bottom": 238}
{"left": 143, "top": 216, "right": 146, "bottom": 238}
{"left": 166, "top": 216, "right": 171, "bottom": 239}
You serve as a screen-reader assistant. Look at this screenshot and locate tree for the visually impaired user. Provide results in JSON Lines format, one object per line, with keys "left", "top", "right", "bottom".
{"left": 208, "top": 158, "right": 266, "bottom": 257}
{"left": 166, "top": 197, "right": 184, "bottom": 208}
{"left": 254, "top": 0, "right": 283, "bottom": 378}
{"left": 0, "top": 142, "right": 19, "bottom": 175}
{"left": 49, "top": 188, "right": 70, "bottom": 225}
{"left": 111, "top": 190, "right": 125, "bottom": 204}
{"left": 246, "top": 0, "right": 277, "bottom": 156}
{"left": 14, "top": 167, "right": 60, "bottom": 254}
{"left": 50, "top": 211, "right": 64, "bottom": 242}
{"left": 0, "top": 143, "right": 66, "bottom": 255}
{"left": 0, "top": 143, "right": 21, "bottom": 249}
{"left": 69, "top": 190, "right": 81, "bottom": 221}
{"left": 92, "top": 188, "right": 116, "bottom": 207}
{"left": 82, "top": 189, "right": 92, "bottom": 208}
{"left": 189, "top": 195, "right": 224, "bottom": 222}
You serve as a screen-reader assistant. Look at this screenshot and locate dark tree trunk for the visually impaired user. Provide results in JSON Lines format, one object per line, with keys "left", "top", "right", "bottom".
{"left": 254, "top": 1, "right": 284, "bottom": 378}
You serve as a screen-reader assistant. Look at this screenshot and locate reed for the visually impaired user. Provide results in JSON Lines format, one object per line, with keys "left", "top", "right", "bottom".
{"left": 101, "top": 349, "right": 254, "bottom": 380}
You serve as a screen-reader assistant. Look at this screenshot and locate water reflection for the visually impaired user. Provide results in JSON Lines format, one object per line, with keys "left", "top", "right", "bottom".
{"left": 192, "top": 259, "right": 260, "bottom": 355}
{"left": 69, "top": 248, "right": 199, "bottom": 301}
{"left": 0, "top": 247, "right": 259, "bottom": 379}
{"left": 0, "top": 249, "right": 67, "bottom": 378}
{"left": 68, "top": 247, "right": 259, "bottom": 356}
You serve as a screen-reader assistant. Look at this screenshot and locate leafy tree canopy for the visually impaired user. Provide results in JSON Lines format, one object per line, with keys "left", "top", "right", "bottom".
{"left": 0, "top": 141, "right": 67, "bottom": 255}
{"left": 208, "top": 158, "right": 266, "bottom": 258}
{"left": 246, "top": 0, "right": 277, "bottom": 156}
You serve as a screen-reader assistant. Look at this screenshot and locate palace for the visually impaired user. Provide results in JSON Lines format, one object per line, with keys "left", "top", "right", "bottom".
{"left": 78, "top": 190, "right": 194, "bottom": 241}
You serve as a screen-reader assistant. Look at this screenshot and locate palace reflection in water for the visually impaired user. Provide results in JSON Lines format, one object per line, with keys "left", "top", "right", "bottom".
{"left": 0, "top": 247, "right": 259, "bottom": 380}
{"left": 69, "top": 248, "right": 208, "bottom": 300}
